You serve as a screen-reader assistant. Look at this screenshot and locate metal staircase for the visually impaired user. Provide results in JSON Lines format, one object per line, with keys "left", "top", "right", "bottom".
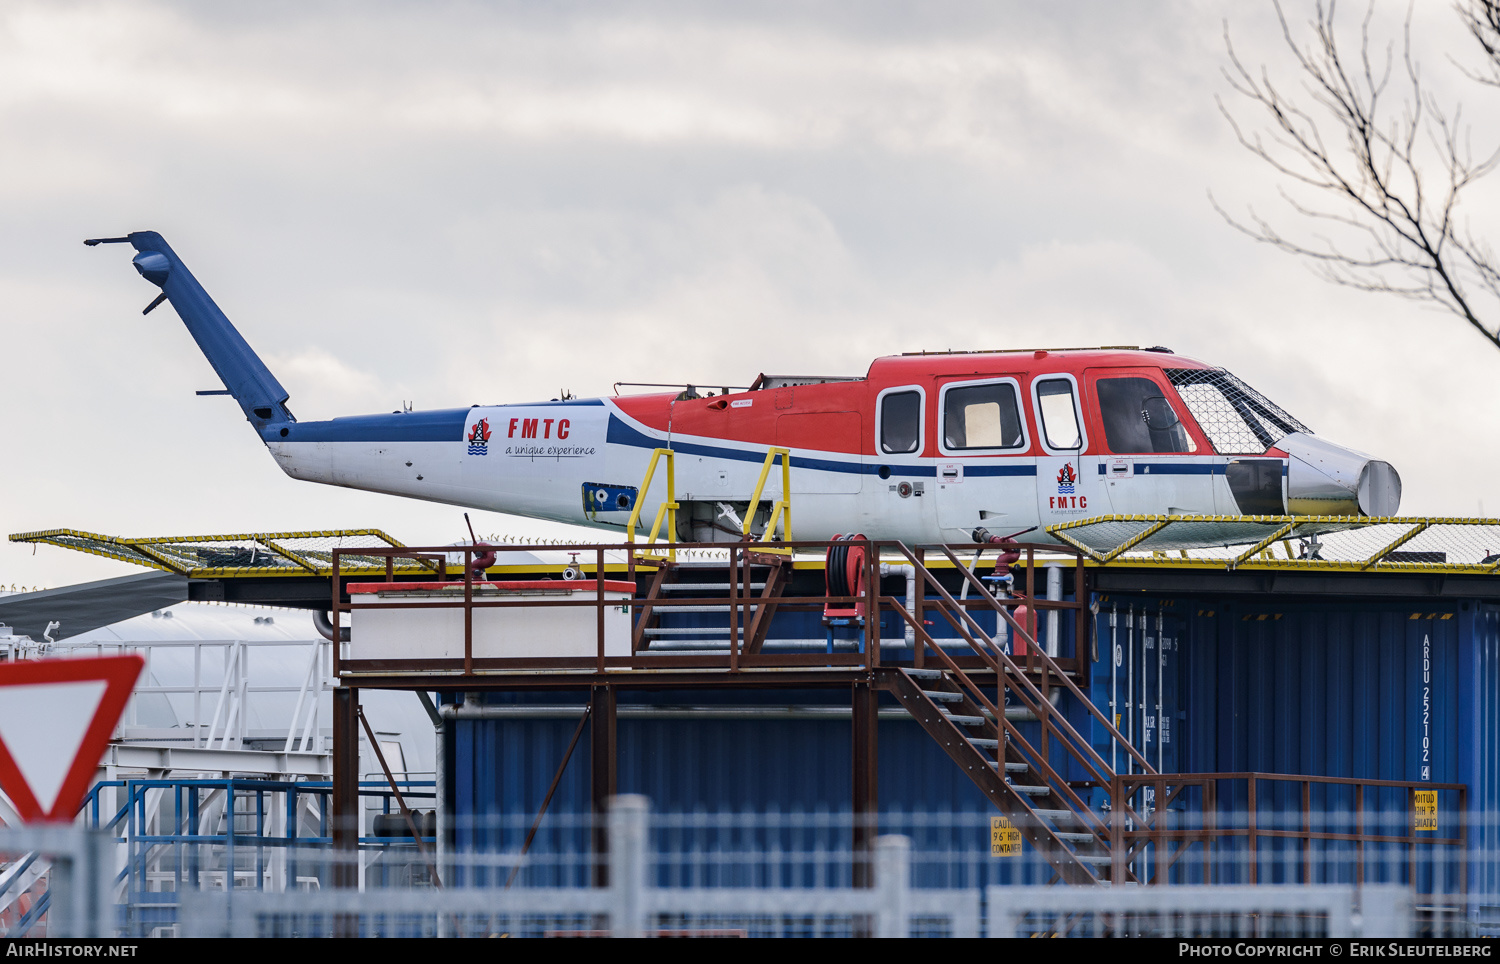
{"left": 625, "top": 538, "right": 1157, "bottom": 882}
{"left": 886, "top": 667, "right": 1112, "bottom": 883}
{"left": 631, "top": 553, "right": 791, "bottom": 654}
{"left": 883, "top": 545, "right": 1158, "bottom": 884}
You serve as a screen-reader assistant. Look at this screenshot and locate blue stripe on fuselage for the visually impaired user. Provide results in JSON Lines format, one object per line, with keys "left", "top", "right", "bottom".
{"left": 605, "top": 415, "right": 1036, "bottom": 477}
{"left": 264, "top": 409, "right": 467, "bottom": 443}
{"left": 259, "top": 399, "right": 605, "bottom": 444}
{"left": 1096, "top": 462, "right": 1225, "bottom": 475}
{"left": 963, "top": 463, "right": 1037, "bottom": 477}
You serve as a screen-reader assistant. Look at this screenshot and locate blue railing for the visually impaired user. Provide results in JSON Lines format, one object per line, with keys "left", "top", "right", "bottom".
{"left": 72, "top": 777, "right": 436, "bottom": 936}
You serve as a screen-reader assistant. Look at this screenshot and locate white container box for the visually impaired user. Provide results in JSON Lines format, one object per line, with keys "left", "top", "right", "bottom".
{"left": 347, "top": 579, "right": 634, "bottom": 662}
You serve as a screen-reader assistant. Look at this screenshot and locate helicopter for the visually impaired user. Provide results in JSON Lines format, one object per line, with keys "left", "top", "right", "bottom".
{"left": 87, "top": 231, "right": 1401, "bottom": 546}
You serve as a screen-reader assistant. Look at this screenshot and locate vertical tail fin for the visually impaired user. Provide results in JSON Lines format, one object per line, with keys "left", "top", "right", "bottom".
{"left": 87, "top": 232, "right": 294, "bottom": 428}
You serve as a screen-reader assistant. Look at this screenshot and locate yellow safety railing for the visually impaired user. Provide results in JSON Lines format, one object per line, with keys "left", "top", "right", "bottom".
{"left": 5, "top": 528, "right": 413, "bottom": 577}
{"left": 1045, "top": 513, "right": 1500, "bottom": 574}
{"left": 744, "top": 446, "right": 793, "bottom": 552}
{"left": 625, "top": 448, "right": 679, "bottom": 562}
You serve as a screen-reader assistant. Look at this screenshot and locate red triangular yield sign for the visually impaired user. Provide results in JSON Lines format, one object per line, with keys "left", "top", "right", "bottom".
{"left": 0, "top": 655, "right": 143, "bottom": 823}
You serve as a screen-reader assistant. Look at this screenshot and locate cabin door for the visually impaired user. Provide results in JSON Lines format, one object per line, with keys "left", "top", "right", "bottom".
{"left": 1084, "top": 368, "right": 1212, "bottom": 516}
{"left": 932, "top": 376, "right": 1035, "bottom": 537}
{"left": 1030, "top": 375, "right": 1109, "bottom": 528}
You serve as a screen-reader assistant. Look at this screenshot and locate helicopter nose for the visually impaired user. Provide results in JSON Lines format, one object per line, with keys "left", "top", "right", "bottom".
{"left": 1279, "top": 432, "right": 1401, "bottom": 517}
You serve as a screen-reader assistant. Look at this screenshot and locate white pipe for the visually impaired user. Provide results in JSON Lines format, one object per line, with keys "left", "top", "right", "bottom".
{"left": 905, "top": 567, "right": 915, "bottom": 646}
{"left": 957, "top": 549, "right": 984, "bottom": 602}
{"left": 1044, "top": 563, "right": 1062, "bottom": 658}
{"left": 879, "top": 562, "right": 916, "bottom": 646}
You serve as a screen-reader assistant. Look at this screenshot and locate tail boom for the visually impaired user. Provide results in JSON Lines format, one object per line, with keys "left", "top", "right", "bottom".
{"left": 101, "top": 231, "right": 294, "bottom": 428}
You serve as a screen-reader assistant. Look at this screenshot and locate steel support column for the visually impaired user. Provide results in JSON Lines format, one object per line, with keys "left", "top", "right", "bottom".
{"left": 852, "top": 680, "right": 878, "bottom": 888}
{"left": 591, "top": 683, "right": 617, "bottom": 886}
{"left": 331, "top": 686, "right": 360, "bottom": 890}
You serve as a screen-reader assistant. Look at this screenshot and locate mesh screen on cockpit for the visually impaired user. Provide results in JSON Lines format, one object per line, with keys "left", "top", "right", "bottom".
{"left": 1163, "top": 368, "right": 1310, "bottom": 455}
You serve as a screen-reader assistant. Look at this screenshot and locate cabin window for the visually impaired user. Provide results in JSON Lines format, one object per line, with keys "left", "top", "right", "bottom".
{"left": 879, "top": 390, "right": 922, "bottom": 454}
{"left": 1163, "top": 368, "right": 1310, "bottom": 455}
{"left": 942, "top": 382, "right": 1024, "bottom": 450}
{"left": 1035, "top": 378, "right": 1082, "bottom": 450}
{"left": 1096, "top": 377, "right": 1196, "bottom": 454}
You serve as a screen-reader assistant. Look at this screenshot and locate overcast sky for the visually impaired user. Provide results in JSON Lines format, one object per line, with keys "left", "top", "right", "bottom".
{"left": 3, "top": 0, "right": 1497, "bottom": 589}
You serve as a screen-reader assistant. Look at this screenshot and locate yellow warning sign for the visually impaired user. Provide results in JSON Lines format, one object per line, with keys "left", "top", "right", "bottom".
{"left": 1414, "top": 790, "right": 1437, "bottom": 833}
{"left": 991, "top": 816, "right": 1022, "bottom": 857}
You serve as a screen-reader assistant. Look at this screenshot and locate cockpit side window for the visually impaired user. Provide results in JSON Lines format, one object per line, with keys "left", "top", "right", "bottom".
{"left": 1163, "top": 368, "right": 1310, "bottom": 455}
{"left": 943, "top": 382, "right": 1024, "bottom": 450}
{"left": 1096, "top": 376, "right": 1196, "bottom": 454}
{"left": 879, "top": 389, "right": 922, "bottom": 454}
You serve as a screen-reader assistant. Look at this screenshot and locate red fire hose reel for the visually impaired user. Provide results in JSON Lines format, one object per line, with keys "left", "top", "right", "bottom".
{"left": 823, "top": 533, "right": 868, "bottom": 624}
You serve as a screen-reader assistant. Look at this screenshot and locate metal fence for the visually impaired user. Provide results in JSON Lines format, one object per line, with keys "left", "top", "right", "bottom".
{"left": 180, "top": 800, "right": 979, "bottom": 938}
{"left": 987, "top": 884, "right": 1412, "bottom": 938}
{"left": 26, "top": 797, "right": 1500, "bottom": 941}
{"left": 11, "top": 795, "right": 1500, "bottom": 938}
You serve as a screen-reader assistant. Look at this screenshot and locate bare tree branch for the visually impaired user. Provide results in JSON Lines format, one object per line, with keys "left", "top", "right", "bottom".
{"left": 1456, "top": 0, "right": 1500, "bottom": 86}
{"left": 1216, "top": 0, "right": 1500, "bottom": 350}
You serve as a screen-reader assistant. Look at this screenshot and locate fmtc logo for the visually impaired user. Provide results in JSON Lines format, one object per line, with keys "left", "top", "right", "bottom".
{"left": 1049, "top": 462, "right": 1087, "bottom": 510}
{"left": 1056, "top": 462, "right": 1077, "bottom": 493}
{"left": 468, "top": 418, "right": 492, "bottom": 455}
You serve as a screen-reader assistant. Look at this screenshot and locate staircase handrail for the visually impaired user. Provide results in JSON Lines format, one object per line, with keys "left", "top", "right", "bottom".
{"left": 891, "top": 614, "right": 1112, "bottom": 843}
{"left": 889, "top": 597, "right": 1116, "bottom": 796}
{"left": 884, "top": 542, "right": 1146, "bottom": 780}
{"left": 921, "top": 542, "right": 1158, "bottom": 777}
{"left": 879, "top": 577, "right": 1117, "bottom": 787}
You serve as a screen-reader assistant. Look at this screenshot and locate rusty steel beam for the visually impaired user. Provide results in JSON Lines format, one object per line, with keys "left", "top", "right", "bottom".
{"left": 331, "top": 686, "right": 360, "bottom": 890}
{"left": 851, "top": 681, "right": 879, "bottom": 889}
{"left": 590, "top": 684, "right": 618, "bottom": 887}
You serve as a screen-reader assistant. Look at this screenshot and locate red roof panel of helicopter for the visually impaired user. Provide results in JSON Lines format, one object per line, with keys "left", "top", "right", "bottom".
{"left": 608, "top": 349, "right": 1216, "bottom": 457}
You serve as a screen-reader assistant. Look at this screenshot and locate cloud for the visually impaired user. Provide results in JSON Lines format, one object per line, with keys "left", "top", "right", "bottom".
{"left": 3, "top": 1, "right": 1499, "bottom": 589}
{"left": 265, "top": 347, "right": 395, "bottom": 419}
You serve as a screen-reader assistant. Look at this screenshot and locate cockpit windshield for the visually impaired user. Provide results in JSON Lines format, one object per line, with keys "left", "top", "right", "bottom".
{"left": 1163, "top": 368, "right": 1310, "bottom": 455}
